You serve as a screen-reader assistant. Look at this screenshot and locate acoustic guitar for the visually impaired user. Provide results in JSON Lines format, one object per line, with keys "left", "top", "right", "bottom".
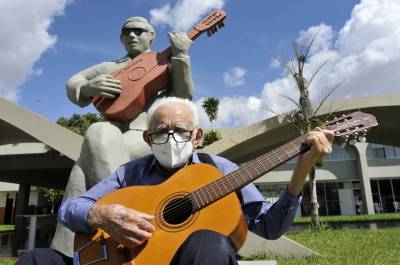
{"left": 74, "top": 111, "right": 378, "bottom": 265}
{"left": 92, "top": 10, "right": 226, "bottom": 122}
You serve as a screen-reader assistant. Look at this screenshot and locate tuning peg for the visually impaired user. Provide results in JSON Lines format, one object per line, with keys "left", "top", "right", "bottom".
{"left": 358, "top": 136, "right": 366, "bottom": 143}
{"left": 349, "top": 139, "right": 356, "bottom": 145}
{"left": 219, "top": 21, "right": 225, "bottom": 27}
{"left": 207, "top": 31, "right": 212, "bottom": 37}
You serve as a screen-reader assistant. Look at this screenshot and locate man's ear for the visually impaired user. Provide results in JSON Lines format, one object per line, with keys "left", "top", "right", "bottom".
{"left": 143, "top": 130, "right": 151, "bottom": 146}
{"left": 193, "top": 128, "right": 204, "bottom": 148}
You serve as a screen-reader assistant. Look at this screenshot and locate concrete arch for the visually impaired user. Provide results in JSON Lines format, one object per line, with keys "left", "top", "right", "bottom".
{"left": 0, "top": 97, "right": 83, "bottom": 161}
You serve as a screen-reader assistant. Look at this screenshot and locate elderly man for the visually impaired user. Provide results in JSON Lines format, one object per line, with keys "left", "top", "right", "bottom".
{"left": 57, "top": 97, "right": 334, "bottom": 265}
{"left": 49, "top": 16, "right": 195, "bottom": 260}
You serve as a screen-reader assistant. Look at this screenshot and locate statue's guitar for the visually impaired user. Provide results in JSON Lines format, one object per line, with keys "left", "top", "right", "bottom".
{"left": 92, "top": 10, "right": 226, "bottom": 122}
{"left": 73, "top": 112, "right": 378, "bottom": 265}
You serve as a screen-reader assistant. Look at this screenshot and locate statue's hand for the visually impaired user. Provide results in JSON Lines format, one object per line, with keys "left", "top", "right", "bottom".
{"left": 81, "top": 74, "right": 121, "bottom": 99}
{"left": 168, "top": 31, "right": 193, "bottom": 57}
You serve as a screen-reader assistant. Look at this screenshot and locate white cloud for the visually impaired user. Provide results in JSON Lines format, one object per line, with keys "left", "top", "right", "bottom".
{"left": 210, "top": 0, "right": 400, "bottom": 128}
{"left": 196, "top": 96, "right": 269, "bottom": 129}
{"left": 150, "top": 0, "right": 226, "bottom": 31}
{"left": 223, "top": 67, "right": 247, "bottom": 87}
{"left": 0, "top": 0, "right": 71, "bottom": 102}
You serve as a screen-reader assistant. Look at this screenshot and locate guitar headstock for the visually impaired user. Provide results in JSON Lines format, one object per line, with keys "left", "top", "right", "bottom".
{"left": 194, "top": 9, "right": 226, "bottom": 37}
{"left": 322, "top": 111, "right": 378, "bottom": 146}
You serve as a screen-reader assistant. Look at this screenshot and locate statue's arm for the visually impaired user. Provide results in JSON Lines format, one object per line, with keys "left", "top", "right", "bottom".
{"left": 167, "top": 32, "right": 195, "bottom": 100}
{"left": 66, "top": 62, "right": 121, "bottom": 107}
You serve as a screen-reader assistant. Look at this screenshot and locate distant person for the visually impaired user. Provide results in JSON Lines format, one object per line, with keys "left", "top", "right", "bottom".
{"left": 355, "top": 195, "right": 362, "bottom": 215}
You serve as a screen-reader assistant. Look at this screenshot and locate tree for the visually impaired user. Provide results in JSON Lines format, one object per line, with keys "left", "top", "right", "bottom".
{"left": 37, "top": 187, "right": 64, "bottom": 214}
{"left": 57, "top": 113, "right": 103, "bottom": 136}
{"left": 276, "top": 33, "right": 338, "bottom": 226}
{"left": 201, "top": 97, "right": 222, "bottom": 146}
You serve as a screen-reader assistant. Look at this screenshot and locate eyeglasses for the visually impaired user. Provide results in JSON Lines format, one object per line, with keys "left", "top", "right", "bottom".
{"left": 121, "top": 27, "right": 149, "bottom": 37}
{"left": 149, "top": 130, "right": 194, "bottom": 145}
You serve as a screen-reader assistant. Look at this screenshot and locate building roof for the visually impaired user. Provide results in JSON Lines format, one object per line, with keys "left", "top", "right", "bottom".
{"left": 0, "top": 97, "right": 83, "bottom": 188}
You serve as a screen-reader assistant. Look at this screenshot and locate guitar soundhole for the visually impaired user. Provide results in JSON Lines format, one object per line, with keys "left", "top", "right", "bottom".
{"left": 163, "top": 197, "right": 193, "bottom": 225}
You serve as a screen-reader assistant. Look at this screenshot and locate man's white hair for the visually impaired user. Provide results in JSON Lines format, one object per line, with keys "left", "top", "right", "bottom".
{"left": 147, "top": 97, "right": 199, "bottom": 129}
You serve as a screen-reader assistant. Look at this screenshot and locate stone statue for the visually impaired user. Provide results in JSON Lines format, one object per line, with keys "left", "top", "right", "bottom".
{"left": 51, "top": 16, "right": 195, "bottom": 257}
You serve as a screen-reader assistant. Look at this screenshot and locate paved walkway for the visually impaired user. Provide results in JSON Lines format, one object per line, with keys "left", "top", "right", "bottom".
{"left": 238, "top": 261, "right": 277, "bottom": 265}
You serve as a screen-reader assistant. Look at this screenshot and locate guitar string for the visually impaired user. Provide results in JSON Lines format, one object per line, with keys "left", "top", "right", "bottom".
{"left": 147, "top": 136, "right": 306, "bottom": 221}
{"left": 149, "top": 149, "right": 301, "bottom": 221}
{"left": 150, "top": 136, "right": 306, "bottom": 220}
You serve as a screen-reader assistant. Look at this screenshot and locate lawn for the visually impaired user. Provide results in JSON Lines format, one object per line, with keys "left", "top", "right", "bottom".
{"left": 244, "top": 227, "right": 400, "bottom": 265}
{"left": 2, "top": 226, "right": 400, "bottom": 264}
{"left": 293, "top": 213, "right": 400, "bottom": 224}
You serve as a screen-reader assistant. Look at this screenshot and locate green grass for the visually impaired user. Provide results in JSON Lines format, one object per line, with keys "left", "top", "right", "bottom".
{"left": 244, "top": 227, "right": 400, "bottom": 265}
{"left": 0, "top": 225, "right": 14, "bottom": 232}
{"left": 0, "top": 258, "right": 16, "bottom": 265}
{"left": 293, "top": 213, "right": 400, "bottom": 224}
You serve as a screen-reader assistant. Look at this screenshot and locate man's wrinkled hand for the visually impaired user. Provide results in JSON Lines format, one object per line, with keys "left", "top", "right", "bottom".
{"left": 299, "top": 128, "right": 334, "bottom": 167}
{"left": 87, "top": 204, "right": 155, "bottom": 248}
{"left": 168, "top": 31, "right": 193, "bottom": 57}
{"left": 81, "top": 74, "right": 121, "bottom": 99}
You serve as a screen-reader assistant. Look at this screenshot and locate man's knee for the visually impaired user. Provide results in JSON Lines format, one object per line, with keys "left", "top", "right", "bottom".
{"left": 185, "top": 230, "right": 234, "bottom": 251}
{"left": 16, "top": 248, "right": 71, "bottom": 265}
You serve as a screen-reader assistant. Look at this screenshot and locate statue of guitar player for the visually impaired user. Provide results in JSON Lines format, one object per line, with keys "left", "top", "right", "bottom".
{"left": 51, "top": 16, "right": 195, "bottom": 258}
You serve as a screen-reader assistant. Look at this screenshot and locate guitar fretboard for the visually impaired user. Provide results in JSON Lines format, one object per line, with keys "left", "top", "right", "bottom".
{"left": 188, "top": 135, "right": 308, "bottom": 211}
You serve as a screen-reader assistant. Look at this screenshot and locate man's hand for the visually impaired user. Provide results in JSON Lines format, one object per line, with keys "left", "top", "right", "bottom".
{"left": 81, "top": 74, "right": 122, "bottom": 99}
{"left": 87, "top": 204, "right": 155, "bottom": 248}
{"left": 299, "top": 129, "right": 334, "bottom": 167}
{"left": 168, "top": 32, "right": 193, "bottom": 57}
{"left": 288, "top": 129, "right": 334, "bottom": 196}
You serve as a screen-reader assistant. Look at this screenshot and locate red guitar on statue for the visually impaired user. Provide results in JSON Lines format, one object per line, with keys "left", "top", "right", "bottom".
{"left": 92, "top": 10, "right": 226, "bottom": 122}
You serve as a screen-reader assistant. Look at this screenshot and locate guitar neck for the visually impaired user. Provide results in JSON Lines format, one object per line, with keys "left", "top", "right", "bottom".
{"left": 189, "top": 134, "right": 309, "bottom": 211}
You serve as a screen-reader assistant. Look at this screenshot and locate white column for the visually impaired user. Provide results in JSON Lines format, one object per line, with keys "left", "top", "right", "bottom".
{"left": 353, "top": 143, "right": 375, "bottom": 214}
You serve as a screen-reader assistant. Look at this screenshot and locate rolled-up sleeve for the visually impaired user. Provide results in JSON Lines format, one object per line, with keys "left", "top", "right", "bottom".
{"left": 243, "top": 187, "right": 301, "bottom": 239}
{"left": 58, "top": 167, "right": 125, "bottom": 233}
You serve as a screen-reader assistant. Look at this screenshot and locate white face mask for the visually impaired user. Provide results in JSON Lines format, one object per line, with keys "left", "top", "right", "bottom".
{"left": 152, "top": 133, "right": 194, "bottom": 169}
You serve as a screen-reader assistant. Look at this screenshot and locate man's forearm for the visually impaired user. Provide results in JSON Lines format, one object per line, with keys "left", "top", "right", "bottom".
{"left": 288, "top": 159, "right": 314, "bottom": 197}
{"left": 169, "top": 55, "right": 194, "bottom": 99}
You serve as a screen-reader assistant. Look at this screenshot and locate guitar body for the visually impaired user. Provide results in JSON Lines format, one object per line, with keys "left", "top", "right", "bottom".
{"left": 92, "top": 51, "right": 169, "bottom": 122}
{"left": 74, "top": 164, "right": 248, "bottom": 265}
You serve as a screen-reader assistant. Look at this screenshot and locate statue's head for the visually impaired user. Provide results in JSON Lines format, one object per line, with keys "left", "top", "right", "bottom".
{"left": 120, "top": 17, "right": 156, "bottom": 57}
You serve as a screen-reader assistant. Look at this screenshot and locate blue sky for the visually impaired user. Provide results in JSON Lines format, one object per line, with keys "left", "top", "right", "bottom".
{"left": 1, "top": 0, "right": 399, "bottom": 128}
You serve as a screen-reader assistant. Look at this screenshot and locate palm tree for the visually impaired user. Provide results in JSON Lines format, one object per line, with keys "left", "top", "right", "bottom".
{"left": 201, "top": 97, "right": 222, "bottom": 146}
{"left": 276, "top": 33, "right": 338, "bottom": 226}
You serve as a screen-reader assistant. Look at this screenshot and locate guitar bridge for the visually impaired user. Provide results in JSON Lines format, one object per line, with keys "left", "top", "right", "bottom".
{"left": 73, "top": 233, "right": 109, "bottom": 265}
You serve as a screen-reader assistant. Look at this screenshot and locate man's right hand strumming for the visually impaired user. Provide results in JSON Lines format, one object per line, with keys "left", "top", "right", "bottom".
{"left": 87, "top": 204, "right": 155, "bottom": 248}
